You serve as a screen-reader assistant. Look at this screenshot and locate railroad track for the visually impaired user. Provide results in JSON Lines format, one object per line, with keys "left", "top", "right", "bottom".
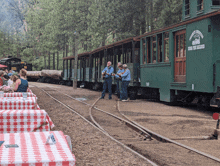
{"left": 31, "top": 82, "right": 220, "bottom": 166}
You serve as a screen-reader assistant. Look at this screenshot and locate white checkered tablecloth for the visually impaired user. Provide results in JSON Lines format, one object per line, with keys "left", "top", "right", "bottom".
{"left": 0, "top": 131, "right": 75, "bottom": 166}
{"left": 0, "top": 110, "right": 54, "bottom": 133}
{"left": 0, "top": 97, "right": 37, "bottom": 110}
{"left": 3, "top": 93, "right": 36, "bottom": 98}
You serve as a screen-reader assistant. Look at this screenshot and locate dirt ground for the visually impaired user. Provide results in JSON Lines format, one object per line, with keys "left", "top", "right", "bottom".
{"left": 30, "top": 83, "right": 152, "bottom": 166}
{"left": 30, "top": 82, "right": 220, "bottom": 166}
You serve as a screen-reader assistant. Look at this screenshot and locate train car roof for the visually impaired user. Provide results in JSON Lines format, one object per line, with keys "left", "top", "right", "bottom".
{"left": 0, "top": 57, "right": 21, "bottom": 63}
{"left": 90, "top": 37, "right": 134, "bottom": 54}
{"left": 134, "top": 9, "right": 220, "bottom": 40}
{"left": 62, "top": 9, "right": 219, "bottom": 59}
{"left": 63, "top": 37, "right": 135, "bottom": 60}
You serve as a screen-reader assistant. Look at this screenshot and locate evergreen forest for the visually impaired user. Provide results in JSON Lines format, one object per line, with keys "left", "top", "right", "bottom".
{"left": 0, "top": 0, "right": 182, "bottom": 70}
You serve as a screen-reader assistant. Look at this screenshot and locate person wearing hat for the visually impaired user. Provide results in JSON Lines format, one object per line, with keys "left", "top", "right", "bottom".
{"left": 118, "top": 64, "right": 131, "bottom": 102}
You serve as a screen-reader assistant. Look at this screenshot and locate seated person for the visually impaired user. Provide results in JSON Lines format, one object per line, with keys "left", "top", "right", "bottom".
{"left": 3, "top": 75, "right": 9, "bottom": 86}
{"left": 14, "top": 69, "right": 28, "bottom": 92}
{"left": 11, "top": 75, "right": 19, "bottom": 90}
{"left": 7, "top": 73, "right": 13, "bottom": 87}
{"left": 0, "top": 71, "right": 4, "bottom": 86}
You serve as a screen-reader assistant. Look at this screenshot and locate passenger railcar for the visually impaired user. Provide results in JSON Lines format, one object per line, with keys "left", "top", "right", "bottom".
{"left": 62, "top": 0, "right": 220, "bottom": 107}
{"left": 63, "top": 38, "right": 140, "bottom": 99}
{"left": 138, "top": 0, "right": 220, "bottom": 106}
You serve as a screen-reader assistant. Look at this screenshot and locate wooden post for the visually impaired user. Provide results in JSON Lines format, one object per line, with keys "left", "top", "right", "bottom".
{"left": 73, "top": 35, "right": 78, "bottom": 89}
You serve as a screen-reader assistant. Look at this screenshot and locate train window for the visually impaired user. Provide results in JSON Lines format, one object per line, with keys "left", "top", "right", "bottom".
{"left": 147, "top": 38, "right": 151, "bottom": 63}
{"left": 157, "top": 34, "right": 162, "bottom": 63}
{"left": 180, "top": 34, "right": 184, "bottom": 57}
{"left": 185, "top": 0, "right": 190, "bottom": 16}
{"left": 73, "top": 60, "right": 75, "bottom": 69}
{"left": 111, "top": 55, "right": 114, "bottom": 65}
{"left": 152, "top": 36, "right": 156, "bottom": 63}
{"left": 197, "top": 0, "right": 203, "bottom": 11}
{"left": 164, "top": 33, "right": 169, "bottom": 62}
{"left": 213, "top": 0, "right": 220, "bottom": 5}
{"left": 93, "top": 58, "right": 95, "bottom": 68}
{"left": 102, "top": 57, "right": 105, "bottom": 66}
{"left": 100, "top": 56, "right": 102, "bottom": 66}
{"left": 176, "top": 33, "right": 186, "bottom": 58}
{"left": 86, "top": 58, "right": 89, "bottom": 67}
{"left": 130, "top": 50, "right": 133, "bottom": 63}
{"left": 142, "top": 38, "right": 146, "bottom": 64}
{"left": 78, "top": 60, "right": 81, "bottom": 69}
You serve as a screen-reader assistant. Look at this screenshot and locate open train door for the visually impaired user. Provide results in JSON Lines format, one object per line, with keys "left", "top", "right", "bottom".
{"left": 174, "top": 30, "right": 186, "bottom": 82}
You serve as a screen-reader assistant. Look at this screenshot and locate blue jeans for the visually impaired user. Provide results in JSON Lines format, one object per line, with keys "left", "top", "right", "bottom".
{"left": 116, "top": 79, "right": 122, "bottom": 97}
{"left": 120, "top": 81, "right": 130, "bottom": 100}
{"left": 101, "top": 78, "right": 112, "bottom": 98}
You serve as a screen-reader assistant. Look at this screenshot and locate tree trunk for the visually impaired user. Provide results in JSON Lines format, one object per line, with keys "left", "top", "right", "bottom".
{"left": 150, "top": 0, "right": 154, "bottom": 31}
{"left": 48, "top": 52, "right": 50, "bottom": 69}
{"left": 41, "top": 70, "right": 63, "bottom": 80}
{"left": 73, "top": 36, "right": 78, "bottom": 89}
{"left": 57, "top": 51, "right": 59, "bottom": 70}
{"left": 63, "top": 50, "right": 65, "bottom": 72}
{"left": 66, "top": 45, "right": 68, "bottom": 77}
{"left": 146, "top": 4, "right": 150, "bottom": 32}
{"left": 44, "top": 52, "right": 46, "bottom": 69}
{"left": 26, "top": 71, "right": 42, "bottom": 78}
{"left": 141, "top": 0, "right": 146, "bottom": 34}
{"left": 53, "top": 52, "right": 55, "bottom": 70}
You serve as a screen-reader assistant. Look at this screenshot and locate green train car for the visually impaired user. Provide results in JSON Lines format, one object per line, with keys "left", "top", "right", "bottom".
{"left": 139, "top": 0, "right": 220, "bottom": 106}
{"left": 61, "top": 0, "right": 220, "bottom": 107}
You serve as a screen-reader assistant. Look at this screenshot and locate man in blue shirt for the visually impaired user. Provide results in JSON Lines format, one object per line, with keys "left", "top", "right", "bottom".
{"left": 118, "top": 64, "right": 131, "bottom": 101}
{"left": 100, "top": 61, "right": 114, "bottom": 99}
{"left": 112, "top": 62, "right": 124, "bottom": 98}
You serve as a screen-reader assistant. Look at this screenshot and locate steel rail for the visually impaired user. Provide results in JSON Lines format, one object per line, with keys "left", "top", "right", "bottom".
{"left": 32, "top": 84, "right": 158, "bottom": 166}
{"left": 41, "top": 84, "right": 152, "bottom": 139}
{"left": 32, "top": 83, "right": 220, "bottom": 163}
{"left": 117, "top": 101, "right": 220, "bottom": 163}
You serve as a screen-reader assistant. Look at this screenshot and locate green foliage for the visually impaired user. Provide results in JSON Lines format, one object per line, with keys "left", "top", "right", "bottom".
{"left": 1, "top": 0, "right": 183, "bottom": 71}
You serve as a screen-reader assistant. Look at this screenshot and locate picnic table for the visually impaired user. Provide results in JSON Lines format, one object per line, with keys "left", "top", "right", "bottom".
{"left": 0, "top": 109, "right": 54, "bottom": 133}
{"left": 0, "top": 97, "right": 37, "bottom": 110}
{"left": 3, "top": 92, "right": 36, "bottom": 98}
{"left": 0, "top": 131, "right": 75, "bottom": 165}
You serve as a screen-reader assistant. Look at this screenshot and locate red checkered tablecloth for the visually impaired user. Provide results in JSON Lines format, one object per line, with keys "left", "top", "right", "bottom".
{"left": 0, "top": 110, "right": 54, "bottom": 133}
{"left": 0, "top": 97, "right": 37, "bottom": 110}
{"left": 3, "top": 92, "right": 36, "bottom": 98}
{"left": 0, "top": 131, "right": 75, "bottom": 165}
{"left": 27, "top": 88, "right": 33, "bottom": 93}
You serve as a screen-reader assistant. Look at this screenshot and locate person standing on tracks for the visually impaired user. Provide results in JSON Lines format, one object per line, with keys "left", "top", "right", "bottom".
{"left": 14, "top": 69, "right": 29, "bottom": 92}
{"left": 112, "top": 62, "right": 124, "bottom": 98}
{"left": 100, "top": 61, "right": 114, "bottom": 100}
{"left": 119, "top": 64, "right": 131, "bottom": 102}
